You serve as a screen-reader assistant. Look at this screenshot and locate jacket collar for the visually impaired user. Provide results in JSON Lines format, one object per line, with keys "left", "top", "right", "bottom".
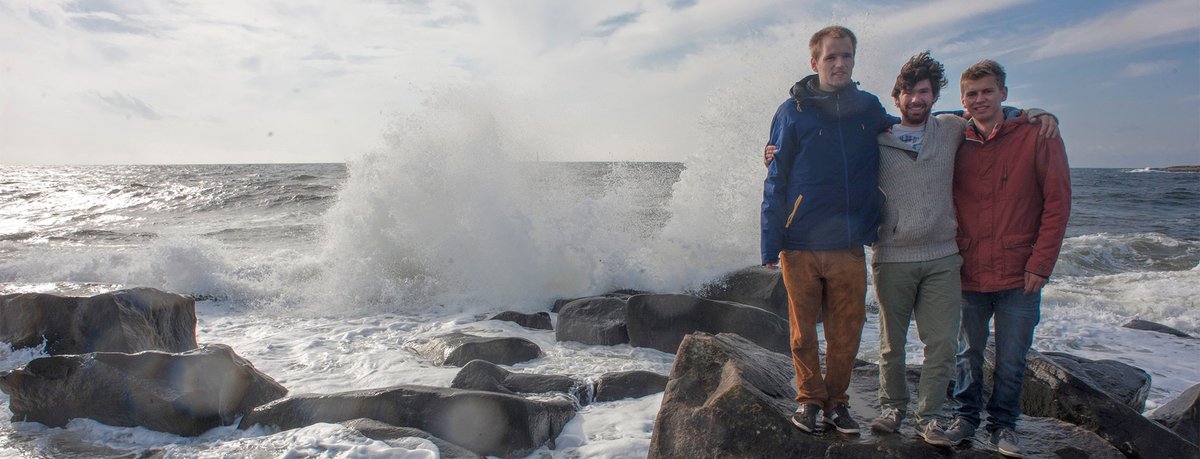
{"left": 965, "top": 112, "right": 1028, "bottom": 143}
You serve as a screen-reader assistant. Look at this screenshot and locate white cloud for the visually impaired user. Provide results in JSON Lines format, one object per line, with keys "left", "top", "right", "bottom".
{"left": 1031, "top": 0, "right": 1200, "bottom": 60}
{"left": 0, "top": 0, "right": 1195, "bottom": 166}
{"left": 1120, "top": 59, "right": 1182, "bottom": 78}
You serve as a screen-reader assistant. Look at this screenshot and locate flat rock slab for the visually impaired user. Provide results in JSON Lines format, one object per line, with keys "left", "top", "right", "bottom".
{"left": 341, "top": 418, "right": 484, "bottom": 459}
{"left": 1040, "top": 351, "right": 1150, "bottom": 412}
{"left": 626, "top": 294, "right": 789, "bottom": 354}
{"left": 1005, "top": 348, "right": 1198, "bottom": 458}
{"left": 649, "top": 332, "right": 1126, "bottom": 459}
{"left": 488, "top": 311, "right": 552, "bottom": 330}
{"left": 555, "top": 297, "right": 629, "bottom": 346}
{"left": 1123, "top": 319, "right": 1193, "bottom": 338}
{"left": 239, "top": 384, "right": 576, "bottom": 458}
{"left": 0, "top": 287, "right": 197, "bottom": 355}
{"left": 0, "top": 344, "right": 286, "bottom": 436}
{"left": 409, "top": 332, "right": 541, "bottom": 367}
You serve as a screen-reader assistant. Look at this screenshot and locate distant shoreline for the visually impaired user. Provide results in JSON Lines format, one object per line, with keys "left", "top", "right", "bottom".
{"left": 1150, "top": 165, "right": 1200, "bottom": 173}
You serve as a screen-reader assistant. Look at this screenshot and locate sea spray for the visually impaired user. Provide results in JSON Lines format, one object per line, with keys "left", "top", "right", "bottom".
{"left": 307, "top": 69, "right": 807, "bottom": 314}
{"left": 312, "top": 89, "right": 648, "bottom": 313}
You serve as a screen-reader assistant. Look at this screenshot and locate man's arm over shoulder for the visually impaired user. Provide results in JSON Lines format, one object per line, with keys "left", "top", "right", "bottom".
{"left": 762, "top": 105, "right": 799, "bottom": 265}
{"left": 1026, "top": 135, "right": 1072, "bottom": 279}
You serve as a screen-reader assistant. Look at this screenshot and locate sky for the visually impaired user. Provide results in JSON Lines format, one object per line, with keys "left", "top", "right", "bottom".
{"left": 1, "top": 0, "right": 1198, "bottom": 167}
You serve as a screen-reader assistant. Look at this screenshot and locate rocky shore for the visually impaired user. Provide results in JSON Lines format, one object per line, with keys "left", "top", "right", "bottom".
{"left": 2, "top": 266, "right": 1198, "bottom": 458}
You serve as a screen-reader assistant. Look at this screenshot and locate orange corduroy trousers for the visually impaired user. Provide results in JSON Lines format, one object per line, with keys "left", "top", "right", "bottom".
{"left": 779, "top": 247, "right": 867, "bottom": 410}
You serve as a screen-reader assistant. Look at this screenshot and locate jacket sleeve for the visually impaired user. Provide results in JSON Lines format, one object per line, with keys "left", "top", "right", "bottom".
{"left": 1026, "top": 135, "right": 1072, "bottom": 278}
{"left": 761, "top": 106, "right": 796, "bottom": 265}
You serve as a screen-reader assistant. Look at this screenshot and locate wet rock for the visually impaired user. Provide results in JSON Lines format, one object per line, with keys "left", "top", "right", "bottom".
{"left": 1040, "top": 351, "right": 1151, "bottom": 412}
{"left": 593, "top": 370, "right": 668, "bottom": 402}
{"left": 1012, "top": 348, "right": 1198, "bottom": 458}
{"left": 648, "top": 332, "right": 1125, "bottom": 458}
{"left": 340, "top": 418, "right": 483, "bottom": 459}
{"left": 0, "top": 288, "right": 197, "bottom": 355}
{"left": 409, "top": 333, "right": 541, "bottom": 367}
{"left": 1150, "top": 383, "right": 1200, "bottom": 446}
{"left": 0, "top": 344, "right": 286, "bottom": 436}
{"left": 450, "top": 360, "right": 586, "bottom": 401}
{"left": 1124, "top": 319, "right": 1193, "bottom": 338}
{"left": 488, "top": 311, "right": 552, "bottom": 330}
{"left": 555, "top": 297, "right": 629, "bottom": 346}
{"left": 239, "top": 385, "right": 576, "bottom": 458}
{"left": 648, "top": 334, "right": 1123, "bottom": 458}
{"left": 450, "top": 360, "right": 666, "bottom": 405}
{"left": 698, "top": 265, "right": 788, "bottom": 318}
{"left": 550, "top": 290, "right": 647, "bottom": 313}
{"left": 625, "top": 294, "right": 789, "bottom": 354}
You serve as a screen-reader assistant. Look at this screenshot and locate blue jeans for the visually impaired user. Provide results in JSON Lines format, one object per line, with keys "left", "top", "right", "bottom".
{"left": 951, "top": 288, "right": 1040, "bottom": 431}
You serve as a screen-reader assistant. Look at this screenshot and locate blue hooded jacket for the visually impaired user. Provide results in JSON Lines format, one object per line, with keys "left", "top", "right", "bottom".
{"left": 761, "top": 75, "right": 890, "bottom": 265}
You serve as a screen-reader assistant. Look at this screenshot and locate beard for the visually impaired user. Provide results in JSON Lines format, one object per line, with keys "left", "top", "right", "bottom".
{"left": 901, "top": 103, "right": 929, "bottom": 125}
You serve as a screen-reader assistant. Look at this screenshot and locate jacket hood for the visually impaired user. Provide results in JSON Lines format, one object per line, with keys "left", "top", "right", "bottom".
{"left": 788, "top": 74, "right": 867, "bottom": 115}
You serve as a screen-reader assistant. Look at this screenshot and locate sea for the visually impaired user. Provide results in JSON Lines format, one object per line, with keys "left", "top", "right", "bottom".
{"left": 0, "top": 157, "right": 1198, "bottom": 457}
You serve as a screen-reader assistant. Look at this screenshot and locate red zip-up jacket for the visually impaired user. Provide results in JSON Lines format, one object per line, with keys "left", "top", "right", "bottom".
{"left": 953, "top": 112, "right": 1071, "bottom": 293}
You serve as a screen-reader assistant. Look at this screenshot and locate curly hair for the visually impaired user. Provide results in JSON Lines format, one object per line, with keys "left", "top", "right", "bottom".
{"left": 891, "top": 51, "right": 946, "bottom": 99}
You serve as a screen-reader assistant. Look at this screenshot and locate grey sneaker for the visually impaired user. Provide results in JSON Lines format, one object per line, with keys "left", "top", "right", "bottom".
{"left": 823, "top": 404, "right": 861, "bottom": 434}
{"left": 790, "top": 403, "right": 819, "bottom": 434}
{"left": 869, "top": 407, "right": 904, "bottom": 433}
{"left": 992, "top": 428, "right": 1023, "bottom": 458}
{"left": 916, "top": 420, "right": 952, "bottom": 447}
{"left": 944, "top": 417, "right": 976, "bottom": 445}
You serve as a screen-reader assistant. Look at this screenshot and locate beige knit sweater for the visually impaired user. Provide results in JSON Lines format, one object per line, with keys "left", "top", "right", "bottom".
{"left": 871, "top": 114, "right": 966, "bottom": 263}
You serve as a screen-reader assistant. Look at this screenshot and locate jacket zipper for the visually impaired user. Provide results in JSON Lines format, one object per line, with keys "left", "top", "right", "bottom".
{"left": 837, "top": 92, "right": 851, "bottom": 245}
{"left": 785, "top": 195, "right": 804, "bottom": 228}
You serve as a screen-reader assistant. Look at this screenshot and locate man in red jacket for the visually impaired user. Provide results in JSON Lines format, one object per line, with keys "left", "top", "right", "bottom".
{"left": 943, "top": 60, "right": 1072, "bottom": 458}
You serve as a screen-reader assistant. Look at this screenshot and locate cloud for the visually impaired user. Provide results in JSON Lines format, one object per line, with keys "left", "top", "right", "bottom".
{"left": 594, "top": 11, "right": 642, "bottom": 37}
{"left": 1030, "top": 0, "right": 1200, "bottom": 60}
{"left": 1120, "top": 59, "right": 1182, "bottom": 78}
{"left": 668, "top": 0, "right": 698, "bottom": 10}
{"left": 95, "top": 91, "right": 164, "bottom": 120}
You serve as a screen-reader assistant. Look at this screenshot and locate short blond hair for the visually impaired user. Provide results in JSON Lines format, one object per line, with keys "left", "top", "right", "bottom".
{"left": 809, "top": 26, "right": 857, "bottom": 59}
{"left": 960, "top": 59, "right": 1007, "bottom": 90}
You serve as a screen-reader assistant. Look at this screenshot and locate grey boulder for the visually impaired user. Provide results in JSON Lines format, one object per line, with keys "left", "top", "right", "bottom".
{"left": 449, "top": 360, "right": 667, "bottom": 405}
{"left": 488, "top": 311, "right": 552, "bottom": 330}
{"left": 1150, "top": 383, "right": 1200, "bottom": 447}
{"left": 698, "top": 265, "right": 789, "bottom": 318}
{"left": 451, "top": 359, "right": 586, "bottom": 402}
{"left": 555, "top": 297, "right": 629, "bottom": 346}
{"left": 626, "top": 294, "right": 789, "bottom": 354}
{"left": 409, "top": 332, "right": 541, "bottom": 367}
{"left": 0, "top": 344, "right": 286, "bottom": 436}
{"left": 593, "top": 370, "right": 668, "bottom": 403}
{"left": 0, "top": 287, "right": 197, "bottom": 355}
{"left": 239, "top": 385, "right": 576, "bottom": 458}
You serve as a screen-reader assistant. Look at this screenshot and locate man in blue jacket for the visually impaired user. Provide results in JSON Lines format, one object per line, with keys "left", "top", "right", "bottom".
{"left": 762, "top": 25, "right": 889, "bottom": 435}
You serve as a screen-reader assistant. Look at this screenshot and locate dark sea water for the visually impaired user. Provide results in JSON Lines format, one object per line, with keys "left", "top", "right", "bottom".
{"left": 0, "top": 163, "right": 1197, "bottom": 458}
